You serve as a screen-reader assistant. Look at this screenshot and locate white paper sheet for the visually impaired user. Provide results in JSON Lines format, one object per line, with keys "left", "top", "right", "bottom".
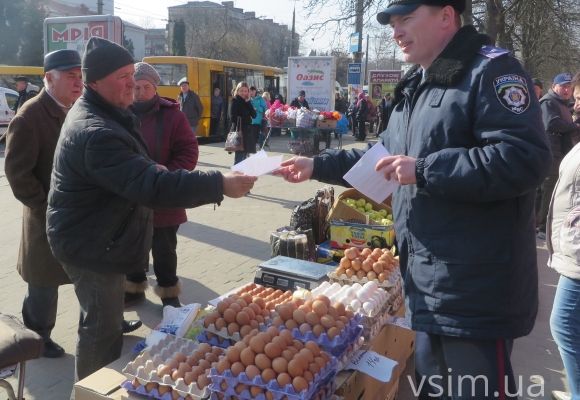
{"left": 343, "top": 143, "right": 399, "bottom": 204}
{"left": 231, "top": 150, "right": 283, "bottom": 177}
{"left": 346, "top": 350, "right": 398, "bottom": 382}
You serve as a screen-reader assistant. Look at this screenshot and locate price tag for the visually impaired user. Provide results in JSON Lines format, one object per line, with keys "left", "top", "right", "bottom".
{"left": 387, "top": 316, "right": 411, "bottom": 330}
{"left": 346, "top": 350, "right": 398, "bottom": 382}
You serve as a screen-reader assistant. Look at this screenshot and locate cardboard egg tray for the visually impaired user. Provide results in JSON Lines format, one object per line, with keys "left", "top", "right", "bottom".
{"left": 122, "top": 334, "right": 216, "bottom": 399}
{"left": 336, "top": 336, "right": 365, "bottom": 370}
{"left": 194, "top": 312, "right": 274, "bottom": 342}
{"left": 361, "top": 305, "right": 392, "bottom": 342}
{"left": 344, "top": 288, "right": 390, "bottom": 320}
{"left": 321, "top": 325, "right": 363, "bottom": 358}
{"left": 327, "top": 267, "right": 401, "bottom": 291}
{"left": 209, "top": 365, "right": 338, "bottom": 400}
{"left": 197, "top": 331, "right": 235, "bottom": 348}
{"left": 121, "top": 380, "right": 189, "bottom": 400}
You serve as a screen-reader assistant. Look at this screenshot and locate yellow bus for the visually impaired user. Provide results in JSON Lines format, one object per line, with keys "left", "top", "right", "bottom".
{"left": 0, "top": 66, "right": 44, "bottom": 91}
{"left": 143, "top": 56, "right": 284, "bottom": 138}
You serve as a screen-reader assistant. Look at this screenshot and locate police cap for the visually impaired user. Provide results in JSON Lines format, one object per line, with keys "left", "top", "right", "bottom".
{"left": 377, "top": 0, "right": 466, "bottom": 25}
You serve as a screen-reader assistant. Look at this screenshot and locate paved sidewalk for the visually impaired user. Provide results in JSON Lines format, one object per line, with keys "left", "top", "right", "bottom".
{"left": 0, "top": 130, "right": 569, "bottom": 400}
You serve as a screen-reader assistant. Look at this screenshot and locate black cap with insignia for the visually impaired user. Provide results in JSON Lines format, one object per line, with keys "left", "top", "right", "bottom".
{"left": 377, "top": 0, "right": 466, "bottom": 25}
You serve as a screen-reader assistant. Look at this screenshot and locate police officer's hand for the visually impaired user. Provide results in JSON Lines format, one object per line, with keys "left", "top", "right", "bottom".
{"left": 272, "top": 157, "right": 313, "bottom": 183}
{"left": 376, "top": 155, "right": 417, "bottom": 185}
{"left": 222, "top": 171, "right": 258, "bottom": 198}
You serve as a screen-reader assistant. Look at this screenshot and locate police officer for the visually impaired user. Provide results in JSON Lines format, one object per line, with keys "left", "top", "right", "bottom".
{"left": 274, "top": 0, "right": 551, "bottom": 398}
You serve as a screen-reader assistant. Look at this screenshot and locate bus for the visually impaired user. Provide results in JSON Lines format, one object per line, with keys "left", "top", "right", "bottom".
{"left": 0, "top": 66, "right": 44, "bottom": 91}
{"left": 143, "top": 56, "right": 284, "bottom": 138}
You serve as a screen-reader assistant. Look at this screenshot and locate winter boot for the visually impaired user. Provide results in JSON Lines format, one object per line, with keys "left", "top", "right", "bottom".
{"left": 124, "top": 280, "right": 148, "bottom": 308}
{"left": 155, "top": 280, "right": 182, "bottom": 308}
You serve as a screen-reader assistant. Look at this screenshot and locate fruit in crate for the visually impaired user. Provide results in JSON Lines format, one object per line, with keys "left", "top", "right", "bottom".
{"left": 334, "top": 247, "right": 399, "bottom": 283}
{"left": 340, "top": 198, "right": 392, "bottom": 224}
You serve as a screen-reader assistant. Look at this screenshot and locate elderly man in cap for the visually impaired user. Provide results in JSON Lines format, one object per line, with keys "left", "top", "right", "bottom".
{"left": 4, "top": 50, "right": 82, "bottom": 359}
{"left": 177, "top": 77, "right": 204, "bottom": 134}
{"left": 124, "top": 62, "right": 198, "bottom": 308}
{"left": 46, "top": 37, "right": 257, "bottom": 383}
{"left": 12, "top": 75, "right": 39, "bottom": 113}
{"left": 537, "top": 73, "right": 580, "bottom": 240}
{"left": 274, "top": 0, "right": 551, "bottom": 397}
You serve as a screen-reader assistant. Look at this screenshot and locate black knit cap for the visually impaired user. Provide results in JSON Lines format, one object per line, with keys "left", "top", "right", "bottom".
{"left": 377, "top": 0, "right": 466, "bottom": 25}
{"left": 82, "top": 37, "right": 135, "bottom": 82}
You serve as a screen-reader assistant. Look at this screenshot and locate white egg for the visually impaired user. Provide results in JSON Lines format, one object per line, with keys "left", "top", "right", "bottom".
{"left": 362, "top": 302, "right": 374, "bottom": 314}
{"left": 330, "top": 282, "right": 342, "bottom": 292}
{"left": 339, "top": 296, "right": 349, "bottom": 305}
{"left": 323, "top": 288, "right": 334, "bottom": 297}
{"left": 319, "top": 281, "right": 330, "bottom": 290}
{"left": 329, "top": 295, "right": 338, "bottom": 304}
{"left": 356, "top": 288, "right": 371, "bottom": 303}
{"left": 369, "top": 298, "right": 378, "bottom": 310}
{"left": 351, "top": 283, "right": 362, "bottom": 292}
{"left": 350, "top": 299, "right": 361, "bottom": 310}
{"left": 303, "top": 291, "right": 313, "bottom": 300}
{"left": 364, "top": 281, "right": 378, "bottom": 293}
{"left": 345, "top": 287, "right": 357, "bottom": 301}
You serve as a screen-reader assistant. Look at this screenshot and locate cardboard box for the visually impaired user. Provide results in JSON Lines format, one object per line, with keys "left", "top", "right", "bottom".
{"left": 330, "top": 220, "right": 395, "bottom": 249}
{"left": 328, "top": 188, "right": 392, "bottom": 226}
{"left": 74, "top": 352, "right": 136, "bottom": 400}
{"left": 316, "top": 119, "right": 337, "bottom": 129}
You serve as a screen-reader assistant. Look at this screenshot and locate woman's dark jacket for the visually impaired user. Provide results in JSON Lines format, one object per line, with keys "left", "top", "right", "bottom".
{"left": 228, "top": 95, "right": 257, "bottom": 153}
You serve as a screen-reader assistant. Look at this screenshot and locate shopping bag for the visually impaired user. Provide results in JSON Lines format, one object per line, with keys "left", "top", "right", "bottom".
{"left": 270, "top": 227, "right": 314, "bottom": 261}
{"left": 224, "top": 117, "right": 244, "bottom": 152}
{"left": 296, "top": 109, "right": 316, "bottom": 128}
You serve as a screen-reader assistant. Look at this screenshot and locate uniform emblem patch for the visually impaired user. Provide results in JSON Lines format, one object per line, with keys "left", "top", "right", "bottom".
{"left": 494, "top": 74, "right": 530, "bottom": 114}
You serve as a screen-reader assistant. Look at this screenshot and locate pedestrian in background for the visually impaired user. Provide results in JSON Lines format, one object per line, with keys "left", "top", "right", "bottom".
{"left": 537, "top": 73, "right": 580, "bottom": 239}
{"left": 262, "top": 91, "right": 272, "bottom": 145}
{"left": 533, "top": 78, "right": 543, "bottom": 99}
{"left": 46, "top": 37, "right": 256, "bottom": 385}
{"left": 177, "top": 77, "right": 204, "bottom": 134}
{"left": 209, "top": 87, "right": 225, "bottom": 137}
{"left": 12, "top": 75, "right": 39, "bottom": 113}
{"left": 229, "top": 81, "right": 257, "bottom": 165}
{"left": 249, "top": 85, "right": 267, "bottom": 150}
{"left": 124, "top": 62, "right": 199, "bottom": 309}
{"left": 347, "top": 96, "right": 358, "bottom": 136}
{"left": 355, "top": 92, "right": 368, "bottom": 141}
{"left": 547, "top": 72, "right": 580, "bottom": 400}
{"left": 290, "top": 90, "right": 309, "bottom": 109}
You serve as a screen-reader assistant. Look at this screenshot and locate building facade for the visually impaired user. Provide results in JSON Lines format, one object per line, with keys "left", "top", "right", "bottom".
{"left": 145, "top": 29, "right": 169, "bottom": 57}
{"left": 47, "top": 0, "right": 115, "bottom": 16}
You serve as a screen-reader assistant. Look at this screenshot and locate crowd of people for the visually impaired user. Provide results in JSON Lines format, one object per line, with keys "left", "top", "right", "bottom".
{"left": 2, "top": 0, "right": 580, "bottom": 399}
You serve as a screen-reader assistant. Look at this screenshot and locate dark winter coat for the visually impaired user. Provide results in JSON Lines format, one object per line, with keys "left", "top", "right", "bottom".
{"left": 14, "top": 84, "right": 39, "bottom": 113}
{"left": 178, "top": 90, "right": 204, "bottom": 127}
{"left": 5, "top": 89, "right": 71, "bottom": 287}
{"left": 228, "top": 95, "right": 257, "bottom": 153}
{"left": 128, "top": 96, "right": 198, "bottom": 228}
{"left": 355, "top": 97, "right": 368, "bottom": 121}
{"left": 311, "top": 25, "right": 552, "bottom": 339}
{"left": 290, "top": 98, "right": 309, "bottom": 110}
{"left": 211, "top": 94, "right": 226, "bottom": 119}
{"left": 334, "top": 97, "right": 346, "bottom": 114}
{"left": 47, "top": 86, "right": 224, "bottom": 275}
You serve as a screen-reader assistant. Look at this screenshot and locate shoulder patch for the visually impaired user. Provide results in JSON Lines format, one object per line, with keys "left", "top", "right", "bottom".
{"left": 494, "top": 75, "right": 530, "bottom": 114}
{"left": 478, "top": 45, "right": 510, "bottom": 59}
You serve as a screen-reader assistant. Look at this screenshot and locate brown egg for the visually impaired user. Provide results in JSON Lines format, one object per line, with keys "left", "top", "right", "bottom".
{"left": 171, "top": 369, "right": 185, "bottom": 381}
{"left": 240, "top": 324, "right": 253, "bottom": 338}
{"left": 327, "top": 327, "right": 340, "bottom": 340}
{"left": 216, "top": 357, "right": 231, "bottom": 374}
{"left": 293, "top": 376, "right": 309, "bottom": 394}
{"left": 278, "top": 306, "right": 293, "bottom": 321}
{"left": 206, "top": 332, "right": 215, "bottom": 340}
{"left": 344, "top": 248, "right": 357, "bottom": 260}
{"left": 335, "top": 266, "right": 346, "bottom": 276}
{"left": 248, "top": 303, "right": 262, "bottom": 317}
{"left": 327, "top": 305, "right": 339, "bottom": 320}
{"left": 178, "top": 362, "right": 192, "bottom": 372}
{"left": 157, "top": 365, "right": 172, "bottom": 377}
{"left": 304, "top": 341, "right": 320, "bottom": 357}
{"left": 335, "top": 320, "right": 346, "bottom": 331}
{"left": 303, "top": 370, "right": 314, "bottom": 383}
{"left": 266, "top": 302, "right": 276, "bottom": 311}
{"left": 345, "top": 310, "right": 355, "bottom": 319}
{"left": 286, "top": 302, "right": 298, "bottom": 313}
{"left": 262, "top": 368, "right": 277, "bottom": 384}
{"left": 240, "top": 347, "right": 255, "bottom": 367}
{"left": 299, "top": 348, "right": 314, "bottom": 363}
{"left": 312, "top": 324, "right": 326, "bottom": 338}
{"left": 145, "top": 381, "right": 158, "bottom": 392}
{"left": 367, "top": 271, "right": 378, "bottom": 281}
{"left": 253, "top": 297, "right": 266, "bottom": 309}
{"left": 372, "top": 262, "right": 384, "bottom": 275}
{"left": 361, "top": 259, "right": 373, "bottom": 272}
{"left": 234, "top": 383, "right": 248, "bottom": 394}
{"left": 345, "top": 268, "right": 356, "bottom": 278}
{"left": 279, "top": 329, "right": 294, "bottom": 346}
{"left": 287, "top": 359, "right": 304, "bottom": 378}
{"left": 223, "top": 308, "right": 237, "bottom": 324}
{"left": 277, "top": 372, "right": 292, "bottom": 389}
{"left": 205, "top": 353, "right": 218, "bottom": 364}
{"left": 159, "top": 385, "right": 172, "bottom": 395}
{"left": 272, "top": 316, "right": 285, "bottom": 327}
{"left": 378, "top": 272, "right": 389, "bottom": 283}
{"left": 265, "top": 392, "right": 274, "bottom": 400}
{"left": 250, "top": 386, "right": 264, "bottom": 398}
{"left": 226, "top": 347, "right": 241, "bottom": 365}
{"left": 230, "top": 361, "right": 245, "bottom": 377}
{"left": 217, "top": 301, "right": 229, "bottom": 314}
{"left": 266, "top": 326, "right": 280, "bottom": 338}
{"left": 293, "top": 353, "right": 309, "bottom": 370}
{"left": 271, "top": 336, "right": 287, "bottom": 351}
{"left": 249, "top": 336, "right": 266, "bottom": 354}
{"left": 229, "top": 303, "right": 242, "bottom": 313}
{"left": 192, "top": 366, "right": 205, "bottom": 376}
{"left": 316, "top": 355, "right": 329, "bottom": 368}
{"left": 234, "top": 341, "right": 248, "bottom": 351}
{"left": 225, "top": 296, "right": 237, "bottom": 305}
{"left": 356, "top": 270, "right": 366, "bottom": 279}
{"left": 320, "top": 315, "right": 336, "bottom": 329}
{"left": 298, "top": 305, "right": 311, "bottom": 313}
{"left": 272, "top": 357, "right": 288, "bottom": 374}
{"left": 132, "top": 378, "right": 140, "bottom": 388}
{"left": 293, "top": 340, "right": 304, "bottom": 351}
{"left": 241, "top": 307, "right": 256, "bottom": 321}
{"left": 299, "top": 323, "right": 311, "bottom": 336}
{"left": 351, "top": 258, "right": 362, "bottom": 271}
{"left": 173, "top": 352, "right": 187, "bottom": 363}
{"left": 264, "top": 342, "right": 282, "bottom": 359}
{"left": 245, "top": 364, "right": 261, "bottom": 380}
{"left": 171, "top": 389, "right": 181, "bottom": 400}
{"left": 228, "top": 322, "right": 240, "bottom": 336}
{"left": 204, "top": 313, "right": 217, "bottom": 328}
{"left": 333, "top": 302, "right": 346, "bottom": 316}
{"left": 184, "top": 371, "right": 198, "bottom": 385}
{"left": 305, "top": 312, "right": 320, "bottom": 327}
{"left": 257, "top": 332, "right": 272, "bottom": 345}
{"left": 285, "top": 319, "right": 299, "bottom": 331}
{"left": 314, "top": 295, "right": 330, "bottom": 307}
{"left": 255, "top": 353, "right": 272, "bottom": 371}
{"left": 340, "top": 257, "right": 351, "bottom": 269}
{"left": 236, "top": 311, "right": 250, "bottom": 326}
{"left": 166, "top": 359, "right": 179, "bottom": 369}
{"left": 292, "top": 309, "right": 306, "bottom": 325}
{"left": 198, "top": 359, "right": 211, "bottom": 370}
{"left": 281, "top": 349, "right": 294, "bottom": 361}
{"left": 236, "top": 299, "right": 248, "bottom": 309}
{"left": 212, "top": 317, "right": 226, "bottom": 331}
{"left": 308, "top": 362, "right": 320, "bottom": 376}
{"left": 186, "top": 356, "right": 199, "bottom": 366}
{"left": 262, "top": 308, "right": 272, "bottom": 318}
{"left": 249, "top": 319, "right": 260, "bottom": 330}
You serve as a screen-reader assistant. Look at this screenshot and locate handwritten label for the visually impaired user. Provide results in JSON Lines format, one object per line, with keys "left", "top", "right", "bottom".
{"left": 387, "top": 316, "right": 411, "bottom": 330}
{"left": 346, "top": 350, "right": 398, "bottom": 382}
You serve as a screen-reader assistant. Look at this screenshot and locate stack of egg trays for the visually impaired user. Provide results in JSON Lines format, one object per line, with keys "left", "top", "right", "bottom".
{"left": 121, "top": 380, "right": 181, "bottom": 400}
{"left": 335, "top": 336, "right": 365, "bottom": 371}
{"left": 208, "top": 357, "right": 338, "bottom": 400}
{"left": 321, "top": 325, "right": 364, "bottom": 359}
{"left": 326, "top": 267, "right": 400, "bottom": 290}
{"left": 208, "top": 376, "right": 337, "bottom": 400}
{"left": 122, "top": 334, "right": 212, "bottom": 399}
{"left": 197, "top": 331, "right": 234, "bottom": 349}
{"left": 193, "top": 312, "right": 274, "bottom": 342}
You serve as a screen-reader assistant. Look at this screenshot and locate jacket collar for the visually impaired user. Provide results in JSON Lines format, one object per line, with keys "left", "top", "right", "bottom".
{"left": 542, "top": 89, "right": 569, "bottom": 106}
{"left": 391, "top": 25, "right": 491, "bottom": 107}
{"left": 38, "top": 88, "right": 67, "bottom": 124}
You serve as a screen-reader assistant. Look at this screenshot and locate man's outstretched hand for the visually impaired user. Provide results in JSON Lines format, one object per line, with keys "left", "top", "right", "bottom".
{"left": 272, "top": 157, "right": 314, "bottom": 183}
{"left": 222, "top": 171, "right": 258, "bottom": 198}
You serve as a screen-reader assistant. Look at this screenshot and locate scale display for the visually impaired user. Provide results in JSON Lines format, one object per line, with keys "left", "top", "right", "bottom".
{"left": 254, "top": 256, "right": 336, "bottom": 291}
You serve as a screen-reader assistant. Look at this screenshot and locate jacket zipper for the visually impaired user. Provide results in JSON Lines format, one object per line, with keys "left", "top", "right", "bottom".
{"left": 107, "top": 205, "right": 135, "bottom": 250}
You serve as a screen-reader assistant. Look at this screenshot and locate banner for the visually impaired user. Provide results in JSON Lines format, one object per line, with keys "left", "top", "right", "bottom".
{"left": 368, "top": 70, "right": 403, "bottom": 106}
{"left": 287, "top": 57, "right": 336, "bottom": 112}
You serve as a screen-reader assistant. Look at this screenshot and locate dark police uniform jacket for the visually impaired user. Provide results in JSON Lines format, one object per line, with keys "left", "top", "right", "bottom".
{"left": 311, "top": 25, "right": 552, "bottom": 339}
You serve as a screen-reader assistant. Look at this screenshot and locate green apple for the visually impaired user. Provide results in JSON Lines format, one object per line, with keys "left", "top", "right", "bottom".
{"left": 382, "top": 219, "right": 394, "bottom": 226}
{"left": 349, "top": 203, "right": 356, "bottom": 208}
{"left": 355, "top": 200, "right": 363, "bottom": 208}
{"left": 357, "top": 207, "right": 365, "bottom": 213}
{"left": 373, "top": 211, "right": 382, "bottom": 220}
{"left": 346, "top": 198, "right": 356, "bottom": 205}
{"left": 386, "top": 214, "right": 393, "bottom": 220}
{"left": 364, "top": 203, "right": 373, "bottom": 211}
{"left": 358, "top": 198, "right": 366, "bottom": 207}
{"left": 379, "top": 209, "right": 387, "bottom": 217}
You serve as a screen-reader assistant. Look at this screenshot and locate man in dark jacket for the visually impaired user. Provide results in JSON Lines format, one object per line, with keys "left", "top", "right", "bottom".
{"left": 274, "top": 1, "right": 551, "bottom": 397}
{"left": 46, "top": 37, "right": 256, "bottom": 384}
{"left": 177, "top": 77, "right": 204, "bottom": 134}
{"left": 377, "top": 92, "right": 391, "bottom": 134}
{"left": 13, "top": 75, "right": 39, "bottom": 113}
{"left": 209, "top": 87, "right": 225, "bottom": 137}
{"left": 289, "top": 90, "right": 309, "bottom": 109}
{"left": 537, "top": 73, "right": 580, "bottom": 239}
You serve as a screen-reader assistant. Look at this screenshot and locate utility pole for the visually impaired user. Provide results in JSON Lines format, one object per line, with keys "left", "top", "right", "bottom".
{"left": 364, "top": 34, "right": 369, "bottom": 85}
{"left": 353, "top": 0, "right": 363, "bottom": 65}
{"left": 97, "top": 0, "right": 104, "bottom": 14}
{"left": 289, "top": 5, "right": 295, "bottom": 57}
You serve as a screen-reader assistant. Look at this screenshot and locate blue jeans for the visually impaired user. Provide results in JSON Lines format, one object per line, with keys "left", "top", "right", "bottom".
{"left": 234, "top": 151, "right": 247, "bottom": 165}
{"left": 550, "top": 274, "right": 580, "bottom": 398}
{"left": 62, "top": 263, "right": 125, "bottom": 384}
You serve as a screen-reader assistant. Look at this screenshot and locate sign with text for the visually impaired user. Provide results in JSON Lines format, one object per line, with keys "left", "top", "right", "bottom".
{"left": 368, "top": 70, "right": 403, "bottom": 106}
{"left": 347, "top": 350, "right": 398, "bottom": 382}
{"left": 287, "top": 57, "right": 336, "bottom": 112}
{"left": 349, "top": 33, "right": 361, "bottom": 53}
{"left": 348, "top": 63, "right": 362, "bottom": 85}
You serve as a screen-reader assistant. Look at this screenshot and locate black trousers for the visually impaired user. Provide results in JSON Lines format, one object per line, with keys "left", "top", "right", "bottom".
{"left": 357, "top": 120, "right": 366, "bottom": 140}
{"left": 126, "top": 225, "right": 180, "bottom": 288}
{"left": 209, "top": 117, "right": 220, "bottom": 137}
{"left": 414, "top": 332, "right": 517, "bottom": 399}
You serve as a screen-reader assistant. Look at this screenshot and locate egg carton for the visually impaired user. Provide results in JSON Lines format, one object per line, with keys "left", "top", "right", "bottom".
{"left": 356, "top": 299, "right": 391, "bottom": 329}
{"left": 122, "top": 335, "right": 218, "bottom": 399}
{"left": 320, "top": 325, "right": 364, "bottom": 358}
{"left": 194, "top": 313, "right": 274, "bottom": 342}
{"left": 343, "top": 289, "right": 390, "bottom": 320}
{"left": 208, "top": 378, "right": 337, "bottom": 400}
{"left": 209, "top": 367, "right": 338, "bottom": 400}
{"left": 197, "top": 331, "right": 235, "bottom": 349}
{"left": 209, "top": 283, "right": 267, "bottom": 306}
{"left": 121, "top": 380, "right": 192, "bottom": 400}
{"left": 208, "top": 356, "right": 337, "bottom": 393}
{"left": 336, "top": 335, "right": 365, "bottom": 370}
{"left": 361, "top": 306, "right": 392, "bottom": 342}
{"left": 327, "top": 267, "right": 400, "bottom": 290}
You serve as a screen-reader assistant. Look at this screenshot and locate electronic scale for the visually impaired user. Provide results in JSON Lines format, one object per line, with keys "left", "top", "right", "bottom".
{"left": 254, "top": 256, "right": 337, "bottom": 291}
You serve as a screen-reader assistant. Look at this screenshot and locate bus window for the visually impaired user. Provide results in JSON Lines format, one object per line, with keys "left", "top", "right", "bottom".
{"left": 150, "top": 64, "right": 188, "bottom": 86}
